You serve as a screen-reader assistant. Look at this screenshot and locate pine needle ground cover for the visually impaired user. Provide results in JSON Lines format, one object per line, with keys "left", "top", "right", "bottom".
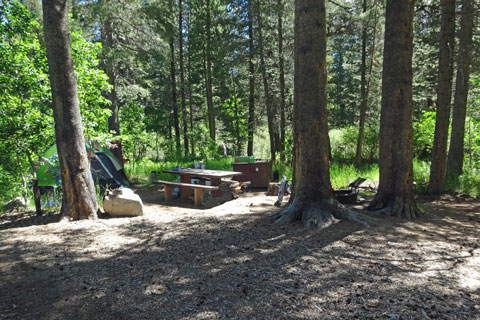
{"left": 1, "top": 188, "right": 479, "bottom": 319}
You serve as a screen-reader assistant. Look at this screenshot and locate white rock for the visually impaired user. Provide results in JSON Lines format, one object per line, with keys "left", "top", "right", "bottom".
{"left": 103, "top": 188, "right": 144, "bottom": 217}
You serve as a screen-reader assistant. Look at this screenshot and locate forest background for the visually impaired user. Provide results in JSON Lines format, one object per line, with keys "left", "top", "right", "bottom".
{"left": 1, "top": 0, "right": 479, "bottom": 207}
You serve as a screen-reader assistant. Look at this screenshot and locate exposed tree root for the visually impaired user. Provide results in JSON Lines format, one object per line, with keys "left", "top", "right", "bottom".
{"left": 275, "top": 197, "right": 369, "bottom": 228}
{"left": 368, "top": 196, "right": 422, "bottom": 219}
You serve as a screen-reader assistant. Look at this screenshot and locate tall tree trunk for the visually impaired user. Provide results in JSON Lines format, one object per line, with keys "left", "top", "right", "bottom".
{"left": 355, "top": 0, "right": 378, "bottom": 166}
{"left": 275, "top": 0, "right": 363, "bottom": 227}
{"left": 247, "top": 0, "right": 255, "bottom": 156}
{"left": 205, "top": 0, "right": 216, "bottom": 141}
{"left": 42, "top": 0, "right": 98, "bottom": 220}
{"left": 187, "top": 7, "right": 195, "bottom": 156}
{"left": 101, "top": 17, "right": 120, "bottom": 135}
{"left": 277, "top": 0, "right": 286, "bottom": 162}
{"left": 446, "top": 0, "right": 474, "bottom": 181}
{"left": 170, "top": 37, "right": 181, "bottom": 156}
{"left": 179, "top": 0, "right": 189, "bottom": 157}
{"left": 256, "top": 1, "right": 276, "bottom": 162}
{"left": 367, "top": 0, "right": 419, "bottom": 219}
{"left": 428, "top": 0, "right": 456, "bottom": 194}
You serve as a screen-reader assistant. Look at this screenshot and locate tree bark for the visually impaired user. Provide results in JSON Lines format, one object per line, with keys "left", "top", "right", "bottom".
{"left": 170, "top": 37, "right": 181, "bottom": 156}
{"left": 275, "top": 0, "right": 364, "bottom": 227}
{"left": 187, "top": 11, "right": 195, "bottom": 157}
{"left": 205, "top": 0, "right": 216, "bottom": 141}
{"left": 256, "top": 1, "right": 276, "bottom": 162}
{"left": 247, "top": 0, "right": 255, "bottom": 156}
{"left": 100, "top": 15, "right": 120, "bottom": 135}
{"left": 179, "top": 0, "right": 189, "bottom": 157}
{"left": 428, "top": 0, "right": 456, "bottom": 194}
{"left": 277, "top": 0, "right": 286, "bottom": 162}
{"left": 367, "top": 0, "right": 419, "bottom": 219}
{"left": 42, "top": 0, "right": 98, "bottom": 220}
{"left": 446, "top": 0, "right": 474, "bottom": 181}
{"left": 26, "top": 152, "right": 42, "bottom": 216}
{"left": 355, "top": 1, "right": 378, "bottom": 167}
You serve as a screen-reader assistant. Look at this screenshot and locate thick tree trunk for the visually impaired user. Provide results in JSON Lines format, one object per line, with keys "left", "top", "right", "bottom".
{"left": 179, "top": 0, "right": 189, "bottom": 157}
{"left": 205, "top": 0, "right": 216, "bottom": 141}
{"left": 446, "top": 0, "right": 474, "bottom": 181}
{"left": 275, "top": 0, "right": 364, "bottom": 227}
{"left": 256, "top": 1, "right": 276, "bottom": 162}
{"left": 367, "top": 0, "right": 420, "bottom": 219}
{"left": 247, "top": 0, "right": 255, "bottom": 156}
{"left": 42, "top": 0, "right": 98, "bottom": 220}
{"left": 428, "top": 0, "right": 456, "bottom": 194}
{"left": 277, "top": 0, "right": 286, "bottom": 162}
{"left": 170, "top": 38, "right": 181, "bottom": 156}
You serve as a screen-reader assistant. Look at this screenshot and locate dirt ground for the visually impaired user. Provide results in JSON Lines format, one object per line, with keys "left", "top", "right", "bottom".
{"left": 1, "top": 185, "right": 479, "bottom": 320}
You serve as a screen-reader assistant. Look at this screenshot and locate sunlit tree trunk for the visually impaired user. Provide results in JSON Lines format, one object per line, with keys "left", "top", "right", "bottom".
{"left": 42, "top": 0, "right": 98, "bottom": 220}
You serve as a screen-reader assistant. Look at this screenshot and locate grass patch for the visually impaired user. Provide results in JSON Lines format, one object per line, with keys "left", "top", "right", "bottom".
{"left": 125, "top": 157, "right": 235, "bottom": 184}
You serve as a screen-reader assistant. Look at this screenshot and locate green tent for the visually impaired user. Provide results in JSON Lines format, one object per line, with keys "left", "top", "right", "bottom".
{"left": 36, "top": 143, "right": 124, "bottom": 187}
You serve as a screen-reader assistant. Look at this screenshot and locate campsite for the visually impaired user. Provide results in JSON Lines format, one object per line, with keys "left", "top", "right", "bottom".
{"left": 1, "top": 0, "right": 480, "bottom": 319}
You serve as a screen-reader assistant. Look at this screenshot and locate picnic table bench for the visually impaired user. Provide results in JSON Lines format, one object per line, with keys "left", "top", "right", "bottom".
{"left": 154, "top": 180, "right": 219, "bottom": 207}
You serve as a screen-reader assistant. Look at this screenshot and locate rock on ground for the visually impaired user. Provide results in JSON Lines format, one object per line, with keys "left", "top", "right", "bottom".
{"left": 103, "top": 188, "right": 144, "bottom": 217}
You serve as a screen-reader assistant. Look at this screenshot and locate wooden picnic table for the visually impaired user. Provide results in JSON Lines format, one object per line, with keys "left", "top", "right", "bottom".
{"left": 162, "top": 168, "right": 243, "bottom": 198}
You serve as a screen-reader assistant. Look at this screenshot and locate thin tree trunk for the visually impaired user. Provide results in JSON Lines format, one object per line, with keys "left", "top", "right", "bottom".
{"left": 446, "top": 0, "right": 474, "bottom": 181}
{"left": 26, "top": 152, "right": 42, "bottom": 216}
{"left": 179, "top": 0, "right": 189, "bottom": 157}
{"left": 355, "top": 0, "right": 378, "bottom": 166}
{"left": 42, "top": 0, "right": 98, "bottom": 220}
{"left": 277, "top": 0, "right": 286, "bottom": 162}
{"left": 205, "top": 0, "right": 215, "bottom": 141}
{"left": 367, "top": 0, "right": 420, "bottom": 219}
{"left": 247, "top": 0, "right": 255, "bottom": 156}
{"left": 170, "top": 37, "right": 181, "bottom": 156}
{"left": 275, "top": 0, "right": 364, "bottom": 227}
{"left": 15, "top": 151, "right": 29, "bottom": 207}
{"left": 256, "top": 1, "right": 276, "bottom": 162}
{"left": 428, "top": 0, "right": 456, "bottom": 194}
{"left": 187, "top": 7, "right": 195, "bottom": 156}
{"left": 101, "top": 16, "right": 120, "bottom": 135}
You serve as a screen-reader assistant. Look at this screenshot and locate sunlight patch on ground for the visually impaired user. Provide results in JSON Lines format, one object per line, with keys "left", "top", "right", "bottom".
{"left": 457, "top": 253, "right": 480, "bottom": 291}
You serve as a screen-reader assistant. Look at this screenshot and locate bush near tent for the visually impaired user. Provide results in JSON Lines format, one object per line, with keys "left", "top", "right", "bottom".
{"left": 36, "top": 143, "right": 130, "bottom": 191}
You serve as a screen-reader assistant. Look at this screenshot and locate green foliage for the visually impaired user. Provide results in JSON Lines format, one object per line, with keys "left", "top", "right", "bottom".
{"left": 413, "top": 111, "right": 436, "bottom": 160}
{"left": 330, "top": 162, "right": 379, "bottom": 190}
{"left": 329, "top": 125, "right": 379, "bottom": 162}
{"left": 124, "top": 156, "right": 234, "bottom": 183}
{"left": 0, "top": 1, "right": 114, "bottom": 204}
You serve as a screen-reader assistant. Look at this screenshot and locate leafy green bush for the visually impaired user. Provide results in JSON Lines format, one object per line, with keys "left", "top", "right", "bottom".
{"left": 413, "top": 111, "right": 436, "bottom": 161}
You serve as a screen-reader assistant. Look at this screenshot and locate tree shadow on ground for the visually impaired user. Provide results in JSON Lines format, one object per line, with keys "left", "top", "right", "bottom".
{"left": 0, "top": 209, "right": 61, "bottom": 231}
{"left": 0, "top": 195, "right": 479, "bottom": 319}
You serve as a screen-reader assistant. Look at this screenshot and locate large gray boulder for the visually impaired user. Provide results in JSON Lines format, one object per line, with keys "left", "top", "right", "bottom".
{"left": 103, "top": 188, "right": 144, "bottom": 217}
